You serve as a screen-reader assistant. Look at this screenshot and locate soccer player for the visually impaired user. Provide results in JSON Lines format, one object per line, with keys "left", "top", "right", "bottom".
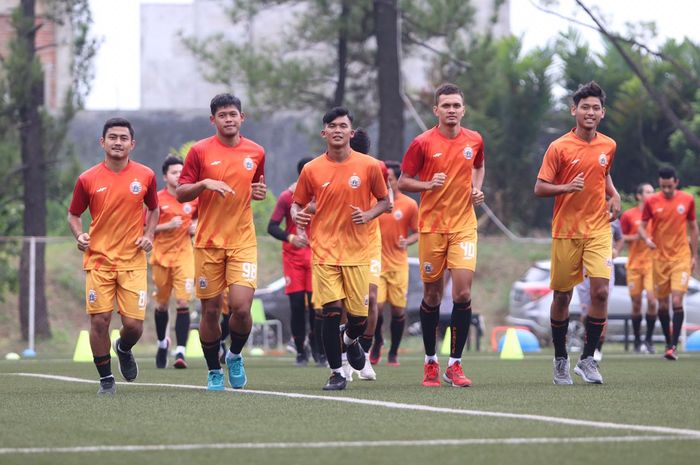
{"left": 151, "top": 155, "right": 198, "bottom": 369}
{"left": 638, "top": 167, "right": 698, "bottom": 361}
{"left": 176, "top": 94, "right": 266, "bottom": 391}
{"left": 534, "top": 81, "right": 620, "bottom": 385}
{"left": 267, "top": 157, "right": 321, "bottom": 366}
{"left": 620, "top": 183, "right": 657, "bottom": 353}
{"left": 372, "top": 160, "right": 419, "bottom": 366}
{"left": 292, "top": 107, "right": 389, "bottom": 390}
{"left": 398, "top": 83, "right": 485, "bottom": 388}
{"left": 67, "top": 117, "right": 159, "bottom": 395}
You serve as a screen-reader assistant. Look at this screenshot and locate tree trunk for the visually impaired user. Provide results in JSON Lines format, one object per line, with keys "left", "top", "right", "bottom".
{"left": 373, "top": 0, "right": 404, "bottom": 161}
{"left": 17, "top": 0, "right": 51, "bottom": 339}
{"left": 333, "top": 0, "right": 350, "bottom": 107}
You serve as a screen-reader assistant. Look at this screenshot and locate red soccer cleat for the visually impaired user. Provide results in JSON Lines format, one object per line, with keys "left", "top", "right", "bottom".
{"left": 369, "top": 342, "right": 383, "bottom": 365}
{"left": 422, "top": 360, "right": 441, "bottom": 387}
{"left": 443, "top": 361, "right": 472, "bottom": 387}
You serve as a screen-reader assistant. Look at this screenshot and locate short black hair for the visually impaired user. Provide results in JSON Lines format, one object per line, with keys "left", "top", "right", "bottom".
{"left": 385, "top": 160, "right": 401, "bottom": 178}
{"left": 635, "top": 183, "right": 651, "bottom": 197}
{"left": 658, "top": 166, "right": 677, "bottom": 180}
{"left": 322, "top": 106, "right": 353, "bottom": 125}
{"left": 297, "top": 157, "right": 313, "bottom": 175}
{"left": 434, "top": 83, "right": 464, "bottom": 105}
{"left": 102, "top": 117, "right": 134, "bottom": 139}
{"left": 572, "top": 81, "right": 606, "bottom": 106}
{"left": 210, "top": 93, "right": 242, "bottom": 115}
{"left": 162, "top": 155, "right": 184, "bottom": 175}
{"left": 350, "top": 128, "right": 371, "bottom": 154}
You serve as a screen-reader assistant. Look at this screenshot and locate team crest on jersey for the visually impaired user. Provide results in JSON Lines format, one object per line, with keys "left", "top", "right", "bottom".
{"left": 463, "top": 146, "right": 474, "bottom": 160}
{"left": 393, "top": 209, "right": 403, "bottom": 220}
{"left": 198, "top": 276, "right": 208, "bottom": 289}
{"left": 88, "top": 289, "right": 97, "bottom": 304}
{"left": 423, "top": 262, "right": 433, "bottom": 274}
{"left": 677, "top": 204, "right": 686, "bottom": 214}
{"left": 129, "top": 180, "right": 142, "bottom": 194}
{"left": 598, "top": 153, "right": 608, "bottom": 166}
{"left": 183, "top": 203, "right": 193, "bottom": 214}
{"left": 243, "top": 157, "right": 254, "bottom": 171}
{"left": 348, "top": 175, "right": 361, "bottom": 189}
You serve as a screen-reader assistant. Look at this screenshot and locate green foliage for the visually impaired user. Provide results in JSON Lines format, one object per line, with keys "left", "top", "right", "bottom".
{"left": 252, "top": 191, "right": 278, "bottom": 237}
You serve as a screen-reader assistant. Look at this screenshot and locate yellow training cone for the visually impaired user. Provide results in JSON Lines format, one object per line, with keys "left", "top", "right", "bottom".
{"left": 500, "top": 328, "right": 524, "bottom": 360}
{"left": 110, "top": 329, "right": 120, "bottom": 357}
{"left": 186, "top": 329, "right": 204, "bottom": 359}
{"left": 72, "top": 330, "right": 93, "bottom": 362}
{"left": 440, "top": 327, "right": 452, "bottom": 356}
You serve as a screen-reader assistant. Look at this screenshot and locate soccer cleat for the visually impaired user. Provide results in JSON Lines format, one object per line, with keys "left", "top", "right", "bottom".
{"left": 369, "top": 341, "right": 383, "bottom": 365}
{"left": 341, "top": 359, "right": 354, "bottom": 382}
{"left": 664, "top": 346, "right": 678, "bottom": 361}
{"left": 422, "top": 360, "right": 441, "bottom": 387}
{"left": 295, "top": 353, "right": 309, "bottom": 367}
{"left": 644, "top": 341, "right": 656, "bottom": 354}
{"left": 358, "top": 354, "right": 377, "bottom": 380}
{"left": 156, "top": 337, "right": 170, "bottom": 369}
{"left": 97, "top": 376, "right": 116, "bottom": 396}
{"left": 574, "top": 357, "right": 603, "bottom": 384}
{"left": 226, "top": 352, "right": 248, "bottom": 389}
{"left": 593, "top": 349, "right": 603, "bottom": 362}
{"left": 552, "top": 357, "right": 573, "bottom": 385}
{"left": 633, "top": 341, "right": 643, "bottom": 353}
{"left": 387, "top": 353, "right": 400, "bottom": 366}
{"left": 207, "top": 370, "right": 225, "bottom": 391}
{"left": 173, "top": 352, "right": 187, "bottom": 369}
{"left": 322, "top": 371, "right": 347, "bottom": 391}
{"left": 345, "top": 338, "right": 366, "bottom": 371}
{"left": 315, "top": 353, "right": 328, "bottom": 368}
{"left": 443, "top": 361, "right": 472, "bottom": 387}
{"left": 113, "top": 338, "right": 138, "bottom": 382}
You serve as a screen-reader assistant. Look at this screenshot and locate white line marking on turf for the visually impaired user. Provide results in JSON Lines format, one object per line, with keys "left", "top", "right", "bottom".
{"left": 0, "top": 435, "right": 697, "bottom": 455}
{"left": 9, "top": 373, "right": 700, "bottom": 438}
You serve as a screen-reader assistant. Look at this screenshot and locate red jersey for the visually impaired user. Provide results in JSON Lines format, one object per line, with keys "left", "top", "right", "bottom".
{"left": 151, "top": 189, "right": 198, "bottom": 267}
{"left": 69, "top": 160, "right": 158, "bottom": 271}
{"left": 379, "top": 192, "right": 419, "bottom": 271}
{"left": 642, "top": 191, "right": 696, "bottom": 262}
{"left": 270, "top": 186, "right": 311, "bottom": 264}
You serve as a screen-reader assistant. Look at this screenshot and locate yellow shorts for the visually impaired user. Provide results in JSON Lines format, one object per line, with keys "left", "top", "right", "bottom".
{"left": 653, "top": 259, "right": 691, "bottom": 298}
{"left": 369, "top": 251, "right": 382, "bottom": 288}
{"left": 313, "top": 264, "right": 369, "bottom": 317}
{"left": 151, "top": 259, "right": 195, "bottom": 305}
{"left": 86, "top": 269, "right": 148, "bottom": 320}
{"left": 418, "top": 229, "right": 477, "bottom": 283}
{"left": 550, "top": 235, "right": 612, "bottom": 292}
{"left": 627, "top": 264, "right": 654, "bottom": 297}
{"left": 194, "top": 246, "right": 257, "bottom": 299}
{"left": 377, "top": 267, "right": 409, "bottom": 308}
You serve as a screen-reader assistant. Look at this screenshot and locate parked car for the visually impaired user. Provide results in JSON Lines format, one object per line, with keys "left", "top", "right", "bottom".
{"left": 507, "top": 256, "right": 700, "bottom": 346}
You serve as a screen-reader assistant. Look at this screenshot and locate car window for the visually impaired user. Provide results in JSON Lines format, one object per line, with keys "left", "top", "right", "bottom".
{"left": 519, "top": 267, "right": 549, "bottom": 282}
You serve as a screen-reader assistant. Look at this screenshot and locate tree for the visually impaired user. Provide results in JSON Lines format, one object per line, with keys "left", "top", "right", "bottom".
{"left": 0, "top": 0, "right": 97, "bottom": 339}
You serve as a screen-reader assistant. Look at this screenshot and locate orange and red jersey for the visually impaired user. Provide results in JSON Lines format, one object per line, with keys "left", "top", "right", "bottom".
{"left": 179, "top": 135, "right": 265, "bottom": 249}
{"left": 642, "top": 191, "right": 696, "bottom": 262}
{"left": 379, "top": 192, "right": 419, "bottom": 271}
{"left": 69, "top": 160, "right": 158, "bottom": 271}
{"left": 151, "top": 189, "right": 198, "bottom": 267}
{"left": 401, "top": 126, "right": 484, "bottom": 233}
{"left": 294, "top": 150, "right": 389, "bottom": 266}
{"left": 270, "top": 187, "right": 311, "bottom": 265}
{"left": 620, "top": 207, "right": 653, "bottom": 270}
{"left": 537, "top": 129, "right": 616, "bottom": 239}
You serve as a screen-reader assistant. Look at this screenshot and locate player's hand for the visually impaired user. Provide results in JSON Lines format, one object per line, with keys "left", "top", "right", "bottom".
{"left": 202, "top": 179, "right": 234, "bottom": 198}
{"left": 170, "top": 216, "right": 183, "bottom": 229}
{"left": 252, "top": 175, "right": 267, "bottom": 200}
{"left": 76, "top": 232, "right": 90, "bottom": 252}
{"left": 135, "top": 235, "right": 153, "bottom": 252}
{"left": 295, "top": 206, "right": 312, "bottom": 228}
{"left": 428, "top": 172, "right": 446, "bottom": 191}
{"left": 608, "top": 193, "right": 621, "bottom": 221}
{"left": 289, "top": 234, "right": 309, "bottom": 248}
{"left": 644, "top": 238, "right": 657, "bottom": 250}
{"left": 188, "top": 223, "right": 196, "bottom": 236}
{"left": 398, "top": 235, "right": 408, "bottom": 249}
{"left": 471, "top": 187, "right": 485, "bottom": 206}
{"left": 350, "top": 205, "right": 371, "bottom": 225}
{"left": 567, "top": 173, "right": 584, "bottom": 193}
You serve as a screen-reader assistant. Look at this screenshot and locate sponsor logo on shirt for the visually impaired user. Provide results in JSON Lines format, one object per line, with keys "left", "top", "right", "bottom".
{"left": 243, "top": 157, "right": 254, "bottom": 171}
{"left": 570, "top": 159, "right": 580, "bottom": 165}
{"left": 393, "top": 209, "right": 403, "bottom": 220}
{"left": 432, "top": 152, "right": 442, "bottom": 158}
{"left": 348, "top": 175, "right": 361, "bottom": 189}
{"left": 463, "top": 146, "right": 473, "bottom": 160}
{"left": 96, "top": 186, "right": 107, "bottom": 193}
{"left": 130, "top": 180, "right": 142, "bottom": 194}
{"left": 677, "top": 204, "right": 686, "bottom": 214}
{"left": 210, "top": 160, "right": 222, "bottom": 166}
{"left": 161, "top": 205, "right": 170, "bottom": 210}
{"left": 322, "top": 181, "right": 331, "bottom": 188}
{"left": 598, "top": 153, "right": 608, "bottom": 166}
{"left": 183, "top": 203, "right": 192, "bottom": 214}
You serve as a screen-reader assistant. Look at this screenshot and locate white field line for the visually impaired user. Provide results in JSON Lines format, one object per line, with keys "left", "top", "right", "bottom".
{"left": 0, "top": 435, "right": 698, "bottom": 455}
{"left": 9, "top": 373, "right": 700, "bottom": 439}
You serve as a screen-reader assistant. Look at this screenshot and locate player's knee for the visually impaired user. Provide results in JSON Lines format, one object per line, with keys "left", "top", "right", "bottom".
{"left": 90, "top": 313, "right": 111, "bottom": 334}
{"left": 453, "top": 288, "right": 471, "bottom": 304}
{"left": 552, "top": 291, "right": 572, "bottom": 307}
{"left": 423, "top": 286, "right": 442, "bottom": 306}
{"left": 591, "top": 286, "right": 609, "bottom": 305}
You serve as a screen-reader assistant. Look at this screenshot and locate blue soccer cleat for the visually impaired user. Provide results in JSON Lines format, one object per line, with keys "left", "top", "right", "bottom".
{"left": 226, "top": 352, "right": 247, "bottom": 389}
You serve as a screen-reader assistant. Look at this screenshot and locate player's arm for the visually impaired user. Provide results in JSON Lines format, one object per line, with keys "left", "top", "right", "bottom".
{"left": 135, "top": 207, "right": 159, "bottom": 252}
{"left": 397, "top": 173, "right": 445, "bottom": 193}
{"left": 351, "top": 197, "right": 390, "bottom": 225}
{"left": 534, "top": 174, "right": 584, "bottom": 197}
{"left": 177, "top": 179, "right": 232, "bottom": 202}
{"left": 155, "top": 216, "right": 182, "bottom": 234}
{"left": 67, "top": 178, "right": 90, "bottom": 251}
{"left": 471, "top": 164, "right": 485, "bottom": 206}
{"left": 637, "top": 220, "right": 656, "bottom": 250}
{"left": 605, "top": 174, "right": 621, "bottom": 220}
{"left": 689, "top": 219, "right": 698, "bottom": 272}
{"left": 67, "top": 213, "right": 89, "bottom": 252}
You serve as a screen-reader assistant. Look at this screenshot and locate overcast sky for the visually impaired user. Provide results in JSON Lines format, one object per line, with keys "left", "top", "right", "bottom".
{"left": 85, "top": 0, "right": 700, "bottom": 110}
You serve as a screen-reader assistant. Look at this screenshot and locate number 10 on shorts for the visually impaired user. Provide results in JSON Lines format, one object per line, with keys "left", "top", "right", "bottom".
{"left": 460, "top": 241, "right": 475, "bottom": 259}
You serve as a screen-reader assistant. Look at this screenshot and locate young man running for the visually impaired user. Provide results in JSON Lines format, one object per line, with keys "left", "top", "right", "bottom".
{"left": 292, "top": 107, "right": 389, "bottom": 390}
{"left": 535, "top": 81, "right": 620, "bottom": 385}
{"left": 620, "top": 183, "right": 657, "bottom": 353}
{"left": 177, "top": 94, "right": 266, "bottom": 391}
{"left": 638, "top": 167, "right": 698, "bottom": 360}
{"left": 68, "top": 117, "right": 159, "bottom": 395}
{"left": 398, "top": 83, "right": 485, "bottom": 387}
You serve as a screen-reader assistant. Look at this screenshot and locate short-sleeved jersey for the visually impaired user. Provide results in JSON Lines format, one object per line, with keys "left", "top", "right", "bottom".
{"left": 151, "top": 189, "right": 198, "bottom": 267}
{"left": 401, "top": 126, "right": 484, "bottom": 233}
{"left": 68, "top": 160, "right": 158, "bottom": 271}
{"left": 179, "top": 135, "right": 265, "bottom": 249}
{"left": 642, "top": 191, "right": 696, "bottom": 262}
{"left": 294, "top": 150, "right": 389, "bottom": 266}
{"left": 270, "top": 187, "right": 311, "bottom": 263}
{"left": 537, "top": 129, "right": 616, "bottom": 239}
{"left": 379, "top": 192, "right": 419, "bottom": 271}
{"left": 620, "top": 207, "right": 653, "bottom": 269}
